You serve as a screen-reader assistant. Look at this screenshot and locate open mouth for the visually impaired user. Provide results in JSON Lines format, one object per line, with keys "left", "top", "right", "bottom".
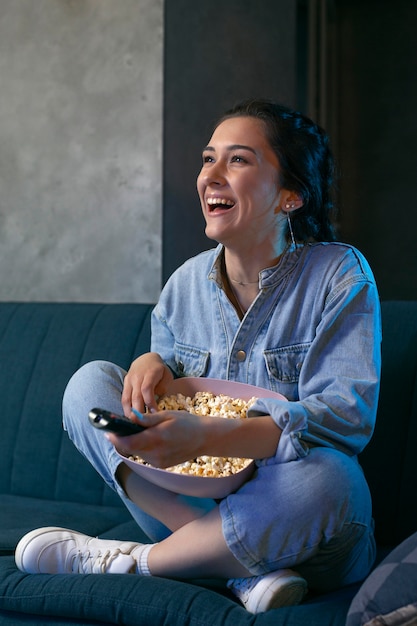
{"left": 207, "top": 197, "right": 235, "bottom": 211}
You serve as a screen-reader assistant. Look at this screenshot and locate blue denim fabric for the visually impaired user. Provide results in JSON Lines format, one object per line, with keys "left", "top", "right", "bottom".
{"left": 62, "top": 361, "right": 213, "bottom": 543}
{"left": 220, "top": 447, "right": 376, "bottom": 589}
{"left": 151, "top": 242, "right": 381, "bottom": 462}
{"left": 62, "top": 241, "right": 381, "bottom": 590}
{"left": 62, "top": 360, "right": 376, "bottom": 590}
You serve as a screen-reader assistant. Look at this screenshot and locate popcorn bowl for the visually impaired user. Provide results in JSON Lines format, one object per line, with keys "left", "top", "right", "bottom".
{"left": 118, "top": 377, "right": 286, "bottom": 499}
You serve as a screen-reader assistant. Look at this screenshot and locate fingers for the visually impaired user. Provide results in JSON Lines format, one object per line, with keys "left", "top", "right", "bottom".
{"left": 121, "top": 352, "right": 174, "bottom": 416}
{"left": 106, "top": 411, "right": 167, "bottom": 460}
{"left": 121, "top": 375, "right": 142, "bottom": 416}
{"left": 136, "top": 374, "right": 159, "bottom": 413}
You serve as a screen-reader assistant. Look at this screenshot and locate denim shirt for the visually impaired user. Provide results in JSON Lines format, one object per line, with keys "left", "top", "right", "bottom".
{"left": 151, "top": 242, "right": 381, "bottom": 464}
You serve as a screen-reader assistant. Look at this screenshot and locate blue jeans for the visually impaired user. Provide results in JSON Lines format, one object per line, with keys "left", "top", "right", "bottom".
{"left": 62, "top": 360, "right": 376, "bottom": 591}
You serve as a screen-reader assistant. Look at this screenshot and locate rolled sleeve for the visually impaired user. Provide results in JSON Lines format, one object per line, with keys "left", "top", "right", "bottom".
{"left": 248, "top": 398, "right": 310, "bottom": 464}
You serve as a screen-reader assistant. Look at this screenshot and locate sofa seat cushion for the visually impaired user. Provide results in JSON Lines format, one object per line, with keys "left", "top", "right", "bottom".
{"left": 0, "top": 555, "right": 354, "bottom": 626}
{"left": 0, "top": 495, "right": 148, "bottom": 554}
{"left": 346, "top": 531, "right": 417, "bottom": 625}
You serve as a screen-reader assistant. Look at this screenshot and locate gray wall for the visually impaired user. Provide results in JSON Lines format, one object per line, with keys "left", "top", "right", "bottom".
{"left": 0, "top": 0, "right": 163, "bottom": 302}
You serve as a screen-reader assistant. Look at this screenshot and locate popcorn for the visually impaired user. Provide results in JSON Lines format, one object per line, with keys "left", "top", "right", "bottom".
{"left": 130, "top": 391, "right": 257, "bottom": 477}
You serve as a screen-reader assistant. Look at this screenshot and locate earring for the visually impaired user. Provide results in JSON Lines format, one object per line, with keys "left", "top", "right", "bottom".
{"left": 287, "top": 213, "right": 296, "bottom": 248}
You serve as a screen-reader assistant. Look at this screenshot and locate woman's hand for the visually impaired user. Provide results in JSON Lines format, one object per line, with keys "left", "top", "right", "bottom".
{"left": 107, "top": 410, "right": 209, "bottom": 468}
{"left": 107, "top": 409, "right": 283, "bottom": 469}
{"left": 121, "top": 352, "right": 174, "bottom": 416}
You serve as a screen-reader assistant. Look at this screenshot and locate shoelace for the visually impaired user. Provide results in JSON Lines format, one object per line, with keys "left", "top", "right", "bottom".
{"left": 71, "top": 548, "right": 121, "bottom": 574}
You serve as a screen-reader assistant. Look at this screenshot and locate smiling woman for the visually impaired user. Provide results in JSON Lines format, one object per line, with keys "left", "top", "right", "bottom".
{"left": 198, "top": 117, "right": 290, "bottom": 269}
{"left": 15, "top": 99, "right": 381, "bottom": 616}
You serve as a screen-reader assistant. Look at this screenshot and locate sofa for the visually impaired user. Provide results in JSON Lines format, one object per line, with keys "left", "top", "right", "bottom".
{"left": 0, "top": 300, "right": 416, "bottom": 626}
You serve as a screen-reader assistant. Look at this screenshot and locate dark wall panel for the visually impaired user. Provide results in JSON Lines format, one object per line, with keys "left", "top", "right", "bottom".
{"left": 334, "top": 0, "right": 417, "bottom": 299}
{"left": 163, "top": 0, "right": 417, "bottom": 299}
{"left": 163, "top": 0, "right": 299, "bottom": 281}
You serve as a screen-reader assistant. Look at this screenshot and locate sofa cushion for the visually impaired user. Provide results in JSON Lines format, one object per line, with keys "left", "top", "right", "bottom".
{"left": 0, "top": 495, "right": 149, "bottom": 555}
{"left": 0, "top": 555, "right": 353, "bottom": 626}
{"left": 346, "top": 531, "right": 417, "bottom": 626}
{"left": 0, "top": 610, "right": 105, "bottom": 625}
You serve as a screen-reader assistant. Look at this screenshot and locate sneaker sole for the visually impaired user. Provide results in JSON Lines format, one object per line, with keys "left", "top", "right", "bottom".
{"left": 15, "top": 526, "right": 82, "bottom": 573}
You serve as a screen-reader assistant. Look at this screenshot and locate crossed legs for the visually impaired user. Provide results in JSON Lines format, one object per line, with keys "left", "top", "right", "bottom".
{"left": 116, "top": 462, "right": 251, "bottom": 578}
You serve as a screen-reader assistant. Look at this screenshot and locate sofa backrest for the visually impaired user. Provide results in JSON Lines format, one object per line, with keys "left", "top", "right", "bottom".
{"left": 359, "top": 300, "right": 417, "bottom": 547}
{"left": 0, "top": 303, "right": 153, "bottom": 507}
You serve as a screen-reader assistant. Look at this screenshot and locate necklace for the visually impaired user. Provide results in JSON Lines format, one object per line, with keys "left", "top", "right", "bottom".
{"left": 225, "top": 275, "right": 260, "bottom": 319}
{"left": 228, "top": 282, "right": 249, "bottom": 319}
{"left": 228, "top": 277, "right": 259, "bottom": 286}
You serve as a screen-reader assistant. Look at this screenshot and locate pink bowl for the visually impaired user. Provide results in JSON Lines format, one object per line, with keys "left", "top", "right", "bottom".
{"left": 118, "top": 378, "right": 286, "bottom": 498}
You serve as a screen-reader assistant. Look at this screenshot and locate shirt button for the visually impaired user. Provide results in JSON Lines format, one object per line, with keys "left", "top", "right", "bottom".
{"left": 236, "top": 350, "right": 246, "bottom": 362}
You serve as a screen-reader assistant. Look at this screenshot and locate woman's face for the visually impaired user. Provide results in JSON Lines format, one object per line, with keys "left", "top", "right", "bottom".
{"left": 197, "top": 116, "right": 285, "bottom": 248}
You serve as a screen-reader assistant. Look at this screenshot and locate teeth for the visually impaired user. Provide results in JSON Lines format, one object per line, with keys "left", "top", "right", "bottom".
{"left": 207, "top": 197, "right": 234, "bottom": 206}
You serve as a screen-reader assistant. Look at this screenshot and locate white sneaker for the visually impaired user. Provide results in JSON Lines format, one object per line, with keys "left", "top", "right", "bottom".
{"left": 227, "top": 569, "right": 308, "bottom": 613}
{"left": 15, "top": 527, "right": 143, "bottom": 574}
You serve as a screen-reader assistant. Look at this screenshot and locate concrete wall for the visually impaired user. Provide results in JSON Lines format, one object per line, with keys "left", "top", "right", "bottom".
{"left": 0, "top": 0, "right": 163, "bottom": 302}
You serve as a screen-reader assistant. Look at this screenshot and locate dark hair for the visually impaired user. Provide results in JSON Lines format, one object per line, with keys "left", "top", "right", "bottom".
{"left": 216, "top": 99, "right": 337, "bottom": 243}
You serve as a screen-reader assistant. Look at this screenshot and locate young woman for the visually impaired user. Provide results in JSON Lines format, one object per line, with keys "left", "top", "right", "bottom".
{"left": 15, "top": 100, "right": 381, "bottom": 615}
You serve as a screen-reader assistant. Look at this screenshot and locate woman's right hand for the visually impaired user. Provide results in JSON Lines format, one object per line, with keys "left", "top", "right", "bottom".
{"left": 121, "top": 352, "right": 174, "bottom": 416}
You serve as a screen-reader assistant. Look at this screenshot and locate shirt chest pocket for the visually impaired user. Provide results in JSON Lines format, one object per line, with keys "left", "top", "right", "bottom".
{"left": 174, "top": 342, "right": 210, "bottom": 378}
{"left": 263, "top": 343, "right": 310, "bottom": 389}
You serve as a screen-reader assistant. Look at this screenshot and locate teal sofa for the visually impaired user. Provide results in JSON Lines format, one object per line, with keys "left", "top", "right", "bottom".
{"left": 0, "top": 301, "right": 416, "bottom": 625}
